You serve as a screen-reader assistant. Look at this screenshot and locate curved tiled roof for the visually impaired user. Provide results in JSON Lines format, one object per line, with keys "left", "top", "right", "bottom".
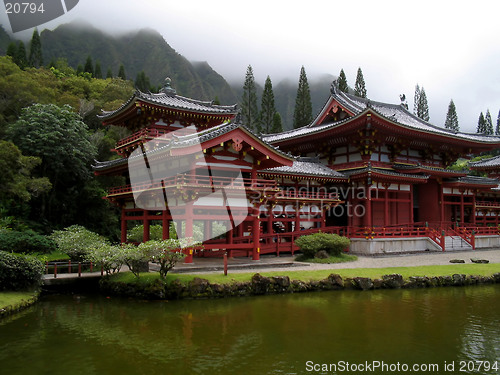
{"left": 99, "top": 87, "right": 238, "bottom": 120}
{"left": 261, "top": 157, "right": 346, "bottom": 179}
{"left": 264, "top": 82, "right": 500, "bottom": 145}
{"left": 469, "top": 155, "right": 500, "bottom": 169}
{"left": 342, "top": 166, "right": 429, "bottom": 180}
{"left": 93, "top": 119, "right": 293, "bottom": 172}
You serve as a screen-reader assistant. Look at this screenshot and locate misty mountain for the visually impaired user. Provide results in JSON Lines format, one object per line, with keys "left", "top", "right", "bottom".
{"left": 4, "top": 20, "right": 338, "bottom": 130}
{"left": 39, "top": 21, "right": 238, "bottom": 104}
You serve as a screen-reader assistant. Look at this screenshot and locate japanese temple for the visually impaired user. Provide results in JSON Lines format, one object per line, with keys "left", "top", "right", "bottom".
{"left": 94, "top": 78, "right": 500, "bottom": 260}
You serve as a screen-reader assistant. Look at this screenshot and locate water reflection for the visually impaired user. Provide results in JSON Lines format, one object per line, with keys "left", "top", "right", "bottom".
{"left": 0, "top": 285, "right": 499, "bottom": 375}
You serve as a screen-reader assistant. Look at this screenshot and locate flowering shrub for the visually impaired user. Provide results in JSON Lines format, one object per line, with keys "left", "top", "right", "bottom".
{"left": 137, "top": 239, "right": 198, "bottom": 279}
{"left": 50, "top": 225, "right": 108, "bottom": 261}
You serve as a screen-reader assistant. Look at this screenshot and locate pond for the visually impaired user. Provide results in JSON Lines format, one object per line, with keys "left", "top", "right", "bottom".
{"left": 1, "top": 285, "right": 499, "bottom": 374}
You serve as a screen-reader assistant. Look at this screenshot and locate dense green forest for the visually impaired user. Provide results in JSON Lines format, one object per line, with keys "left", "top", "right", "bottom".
{"left": 0, "top": 55, "right": 134, "bottom": 238}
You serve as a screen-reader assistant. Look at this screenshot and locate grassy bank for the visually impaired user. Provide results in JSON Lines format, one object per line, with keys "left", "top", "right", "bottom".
{"left": 0, "top": 291, "right": 39, "bottom": 317}
{"left": 109, "top": 262, "right": 500, "bottom": 286}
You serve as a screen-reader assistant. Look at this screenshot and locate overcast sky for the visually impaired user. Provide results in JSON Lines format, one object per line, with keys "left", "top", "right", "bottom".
{"left": 1, "top": 0, "right": 500, "bottom": 132}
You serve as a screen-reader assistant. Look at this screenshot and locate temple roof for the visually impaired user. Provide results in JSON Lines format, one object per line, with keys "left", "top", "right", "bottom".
{"left": 99, "top": 79, "right": 238, "bottom": 122}
{"left": 392, "top": 163, "right": 468, "bottom": 177}
{"left": 342, "top": 166, "right": 430, "bottom": 181}
{"left": 260, "top": 157, "right": 346, "bottom": 180}
{"left": 264, "top": 83, "right": 500, "bottom": 145}
{"left": 469, "top": 155, "right": 500, "bottom": 169}
{"left": 445, "top": 175, "right": 500, "bottom": 186}
{"left": 94, "top": 119, "right": 293, "bottom": 173}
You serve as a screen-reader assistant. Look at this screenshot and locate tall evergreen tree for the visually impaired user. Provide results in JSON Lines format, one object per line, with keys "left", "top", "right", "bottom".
{"left": 94, "top": 61, "right": 102, "bottom": 79}
{"left": 15, "top": 41, "right": 27, "bottom": 69}
{"left": 354, "top": 67, "right": 367, "bottom": 98}
{"left": 28, "top": 28, "right": 43, "bottom": 68}
{"left": 135, "top": 71, "right": 151, "bottom": 92}
{"left": 337, "top": 69, "right": 348, "bottom": 93}
{"left": 241, "top": 65, "right": 259, "bottom": 131}
{"left": 259, "top": 76, "right": 277, "bottom": 133}
{"left": 293, "top": 66, "right": 313, "bottom": 129}
{"left": 444, "top": 99, "right": 459, "bottom": 131}
{"left": 118, "top": 64, "right": 126, "bottom": 80}
{"left": 271, "top": 112, "right": 283, "bottom": 133}
{"left": 477, "top": 112, "right": 486, "bottom": 134}
{"left": 496, "top": 110, "right": 500, "bottom": 135}
{"left": 106, "top": 67, "right": 113, "bottom": 79}
{"left": 416, "top": 87, "right": 430, "bottom": 121}
{"left": 485, "top": 109, "right": 493, "bottom": 135}
{"left": 84, "top": 55, "right": 93, "bottom": 76}
{"left": 6, "top": 42, "right": 16, "bottom": 59}
{"left": 413, "top": 84, "right": 421, "bottom": 115}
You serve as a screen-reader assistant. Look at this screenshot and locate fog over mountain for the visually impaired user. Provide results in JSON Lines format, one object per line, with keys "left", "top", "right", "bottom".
{"left": 1, "top": 0, "right": 500, "bottom": 132}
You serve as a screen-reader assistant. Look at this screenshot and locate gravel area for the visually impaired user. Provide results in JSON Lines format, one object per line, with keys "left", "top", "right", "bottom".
{"left": 182, "top": 249, "right": 500, "bottom": 274}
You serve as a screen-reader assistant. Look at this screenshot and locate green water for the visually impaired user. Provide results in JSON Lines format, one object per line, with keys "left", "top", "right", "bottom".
{"left": 1, "top": 286, "right": 499, "bottom": 375}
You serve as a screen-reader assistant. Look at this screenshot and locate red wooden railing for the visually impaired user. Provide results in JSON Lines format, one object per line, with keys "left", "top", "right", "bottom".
{"left": 475, "top": 200, "right": 500, "bottom": 208}
{"left": 274, "top": 190, "right": 340, "bottom": 200}
{"left": 45, "top": 261, "right": 102, "bottom": 278}
{"left": 116, "top": 127, "right": 171, "bottom": 148}
{"left": 108, "top": 175, "right": 278, "bottom": 196}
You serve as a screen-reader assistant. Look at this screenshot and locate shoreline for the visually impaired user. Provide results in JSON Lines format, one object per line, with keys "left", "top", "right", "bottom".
{"left": 0, "top": 290, "right": 40, "bottom": 320}
{"left": 100, "top": 269, "right": 500, "bottom": 300}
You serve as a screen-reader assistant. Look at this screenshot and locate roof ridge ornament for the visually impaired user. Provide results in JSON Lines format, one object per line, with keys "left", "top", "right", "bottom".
{"left": 162, "top": 77, "right": 177, "bottom": 95}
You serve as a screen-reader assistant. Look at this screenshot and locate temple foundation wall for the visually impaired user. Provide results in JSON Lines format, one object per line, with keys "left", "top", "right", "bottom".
{"left": 349, "top": 237, "right": 441, "bottom": 255}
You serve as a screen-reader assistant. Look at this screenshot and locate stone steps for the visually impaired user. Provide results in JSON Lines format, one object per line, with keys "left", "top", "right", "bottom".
{"left": 445, "top": 236, "right": 473, "bottom": 251}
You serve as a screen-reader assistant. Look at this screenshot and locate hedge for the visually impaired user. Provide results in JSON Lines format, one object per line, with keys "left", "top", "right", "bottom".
{"left": 0, "top": 230, "right": 56, "bottom": 254}
{"left": 0, "top": 250, "right": 44, "bottom": 290}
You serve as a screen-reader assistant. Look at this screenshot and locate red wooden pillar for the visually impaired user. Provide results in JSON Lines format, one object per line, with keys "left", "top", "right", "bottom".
{"left": 460, "top": 190, "right": 465, "bottom": 226}
{"left": 439, "top": 183, "right": 445, "bottom": 225}
{"left": 120, "top": 209, "right": 127, "bottom": 243}
{"left": 267, "top": 205, "right": 273, "bottom": 242}
{"left": 143, "top": 210, "right": 150, "bottom": 242}
{"left": 384, "top": 185, "right": 389, "bottom": 227}
{"left": 162, "top": 210, "right": 170, "bottom": 240}
{"left": 184, "top": 202, "right": 194, "bottom": 263}
{"left": 365, "top": 183, "right": 372, "bottom": 228}
{"left": 252, "top": 209, "right": 260, "bottom": 260}
{"left": 226, "top": 227, "right": 234, "bottom": 258}
{"left": 409, "top": 185, "right": 414, "bottom": 224}
{"left": 472, "top": 192, "right": 476, "bottom": 225}
{"left": 295, "top": 201, "right": 301, "bottom": 232}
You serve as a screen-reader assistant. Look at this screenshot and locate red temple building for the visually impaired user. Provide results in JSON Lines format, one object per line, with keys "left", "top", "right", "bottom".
{"left": 95, "top": 79, "right": 500, "bottom": 260}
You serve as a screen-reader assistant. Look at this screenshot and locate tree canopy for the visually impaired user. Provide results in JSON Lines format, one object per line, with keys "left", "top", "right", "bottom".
{"left": 293, "top": 66, "right": 313, "bottom": 129}
{"left": 444, "top": 99, "right": 459, "bottom": 131}
{"left": 241, "top": 65, "right": 259, "bottom": 132}
{"left": 259, "top": 76, "right": 277, "bottom": 134}
{"left": 337, "top": 69, "right": 348, "bottom": 93}
{"left": 354, "top": 67, "right": 367, "bottom": 98}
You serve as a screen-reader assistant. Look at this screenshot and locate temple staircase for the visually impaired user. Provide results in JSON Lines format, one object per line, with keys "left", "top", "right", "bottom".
{"left": 444, "top": 235, "right": 473, "bottom": 251}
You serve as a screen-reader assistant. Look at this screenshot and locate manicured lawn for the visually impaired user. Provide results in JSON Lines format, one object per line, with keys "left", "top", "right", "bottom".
{"left": 108, "top": 262, "right": 500, "bottom": 286}
{"left": 34, "top": 250, "right": 70, "bottom": 262}
{"left": 0, "top": 291, "right": 37, "bottom": 311}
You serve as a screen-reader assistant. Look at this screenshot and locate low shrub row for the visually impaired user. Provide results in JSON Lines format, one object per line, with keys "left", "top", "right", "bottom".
{"left": 0, "top": 230, "right": 56, "bottom": 254}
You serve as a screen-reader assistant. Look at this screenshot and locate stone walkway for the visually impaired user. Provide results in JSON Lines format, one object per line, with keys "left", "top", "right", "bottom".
{"left": 171, "top": 248, "right": 500, "bottom": 274}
